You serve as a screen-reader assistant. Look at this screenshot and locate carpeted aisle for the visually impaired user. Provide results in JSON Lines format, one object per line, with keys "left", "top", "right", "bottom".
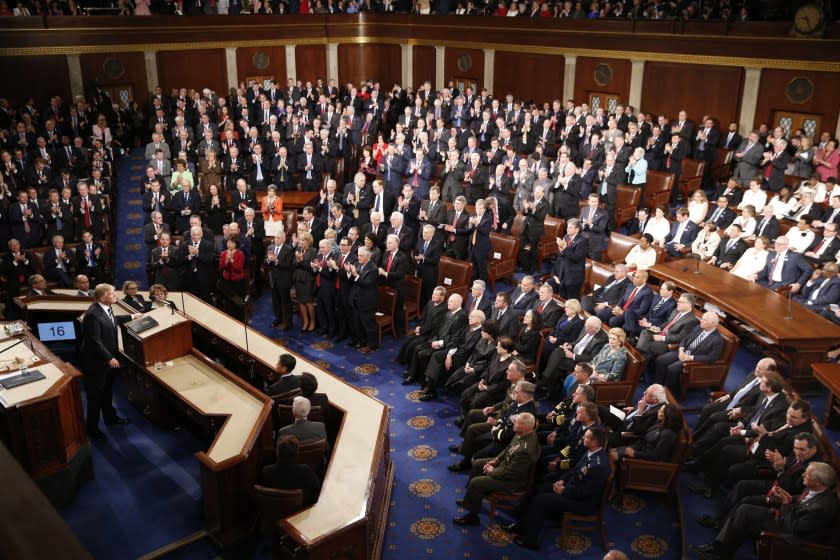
{"left": 114, "top": 149, "right": 149, "bottom": 289}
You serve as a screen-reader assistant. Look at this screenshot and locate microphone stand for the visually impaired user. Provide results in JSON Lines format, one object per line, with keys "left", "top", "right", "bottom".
{"left": 784, "top": 288, "right": 793, "bottom": 320}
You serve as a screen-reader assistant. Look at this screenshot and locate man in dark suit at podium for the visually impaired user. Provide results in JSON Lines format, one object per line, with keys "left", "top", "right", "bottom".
{"left": 80, "top": 283, "right": 141, "bottom": 438}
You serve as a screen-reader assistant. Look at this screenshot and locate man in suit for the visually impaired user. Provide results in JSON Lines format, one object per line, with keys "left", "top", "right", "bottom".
{"left": 803, "top": 223, "right": 840, "bottom": 264}
{"left": 761, "top": 138, "right": 792, "bottom": 193}
{"left": 414, "top": 224, "right": 443, "bottom": 304}
{"left": 343, "top": 172, "right": 373, "bottom": 227}
{"left": 141, "top": 180, "right": 171, "bottom": 225}
{"left": 369, "top": 179, "right": 396, "bottom": 232}
{"left": 150, "top": 232, "right": 183, "bottom": 291}
{"left": 80, "top": 284, "right": 141, "bottom": 438}
{"left": 266, "top": 231, "right": 295, "bottom": 329}
{"left": 9, "top": 190, "right": 43, "bottom": 249}
{"left": 517, "top": 185, "right": 550, "bottom": 274}
{"left": 397, "top": 286, "right": 448, "bottom": 368}
{"left": 721, "top": 122, "right": 742, "bottom": 151}
{"left": 43, "top": 234, "right": 74, "bottom": 288}
{"left": 541, "top": 316, "right": 608, "bottom": 399}
{"left": 653, "top": 311, "right": 725, "bottom": 395}
{"left": 704, "top": 196, "right": 737, "bottom": 230}
{"left": 73, "top": 182, "right": 105, "bottom": 241}
{"left": 505, "top": 425, "right": 611, "bottom": 550}
{"left": 348, "top": 246, "right": 381, "bottom": 352}
{"left": 490, "top": 291, "right": 520, "bottom": 338}
{"left": 733, "top": 131, "right": 765, "bottom": 185}
{"left": 378, "top": 233, "right": 411, "bottom": 337}
{"left": 694, "top": 117, "right": 721, "bottom": 189}
{"left": 76, "top": 230, "right": 106, "bottom": 286}
{"left": 711, "top": 224, "right": 749, "bottom": 269}
{"left": 713, "top": 178, "right": 744, "bottom": 208}
{"left": 690, "top": 462, "right": 838, "bottom": 560}
{"left": 276, "top": 396, "right": 329, "bottom": 454}
{"left": 403, "top": 292, "right": 468, "bottom": 385}
{"left": 756, "top": 236, "right": 812, "bottom": 293}
{"left": 814, "top": 194, "right": 840, "bottom": 228}
{"left": 171, "top": 181, "right": 201, "bottom": 236}
{"left": 602, "top": 269, "right": 654, "bottom": 328}
{"left": 454, "top": 413, "right": 541, "bottom": 528}
{"left": 595, "top": 152, "right": 626, "bottom": 230}
{"left": 665, "top": 132, "right": 688, "bottom": 204}
{"left": 636, "top": 292, "right": 700, "bottom": 360}
{"left": 297, "top": 142, "right": 323, "bottom": 192}
{"left": 794, "top": 263, "right": 840, "bottom": 312}
{"left": 623, "top": 280, "right": 678, "bottom": 337}
{"left": 237, "top": 208, "right": 266, "bottom": 277}
{"left": 387, "top": 210, "right": 414, "bottom": 254}
{"left": 547, "top": 218, "right": 589, "bottom": 299}
{"left": 464, "top": 280, "right": 493, "bottom": 317}
{"left": 266, "top": 354, "right": 299, "bottom": 395}
{"left": 180, "top": 226, "right": 214, "bottom": 302}
{"left": 444, "top": 196, "right": 471, "bottom": 260}
{"left": 261, "top": 435, "right": 322, "bottom": 507}
{"left": 508, "top": 275, "right": 539, "bottom": 317}
{"left": 581, "top": 263, "right": 632, "bottom": 315}
{"left": 531, "top": 284, "right": 563, "bottom": 330}
{"left": 664, "top": 207, "right": 699, "bottom": 258}
{"left": 754, "top": 204, "right": 781, "bottom": 242}
{"left": 579, "top": 193, "right": 609, "bottom": 260}
{"left": 380, "top": 144, "right": 406, "bottom": 198}
{"left": 468, "top": 199, "right": 493, "bottom": 283}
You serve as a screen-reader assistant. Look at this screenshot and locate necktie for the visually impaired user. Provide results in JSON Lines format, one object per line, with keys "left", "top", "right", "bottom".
{"left": 470, "top": 298, "right": 477, "bottom": 313}
{"left": 423, "top": 241, "right": 429, "bottom": 254}
{"left": 687, "top": 330, "right": 707, "bottom": 352}
{"left": 661, "top": 312, "right": 683, "bottom": 334}
{"left": 386, "top": 251, "right": 394, "bottom": 272}
{"left": 727, "top": 377, "right": 759, "bottom": 410}
{"left": 651, "top": 297, "right": 663, "bottom": 313}
{"left": 573, "top": 333, "right": 592, "bottom": 355}
{"left": 622, "top": 287, "right": 638, "bottom": 311}
{"left": 711, "top": 207, "right": 722, "bottom": 223}
{"left": 106, "top": 306, "right": 115, "bottom": 326}
{"left": 83, "top": 198, "right": 92, "bottom": 228}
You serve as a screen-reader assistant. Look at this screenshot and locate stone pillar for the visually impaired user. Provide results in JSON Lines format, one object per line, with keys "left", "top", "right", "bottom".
{"left": 629, "top": 59, "right": 645, "bottom": 110}
{"left": 435, "top": 46, "right": 445, "bottom": 92}
{"left": 285, "top": 45, "right": 297, "bottom": 80}
{"left": 326, "top": 43, "right": 339, "bottom": 85}
{"left": 562, "top": 55, "right": 577, "bottom": 103}
{"left": 483, "top": 49, "right": 495, "bottom": 94}
{"left": 739, "top": 67, "right": 762, "bottom": 135}
{"left": 225, "top": 47, "right": 238, "bottom": 91}
{"left": 66, "top": 55, "right": 84, "bottom": 100}
{"left": 401, "top": 44, "right": 413, "bottom": 90}
{"left": 144, "top": 51, "right": 159, "bottom": 96}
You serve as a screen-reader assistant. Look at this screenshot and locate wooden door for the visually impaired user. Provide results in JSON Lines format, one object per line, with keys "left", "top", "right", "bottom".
{"left": 772, "top": 110, "right": 821, "bottom": 140}
{"left": 102, "top": 84, "right": 134, "bottom": 109}
{"left": 453, "top": 77, "right": 479, "bottom": 97}
{"left": 588, "top": 92, "right": 621, "bottom": 115}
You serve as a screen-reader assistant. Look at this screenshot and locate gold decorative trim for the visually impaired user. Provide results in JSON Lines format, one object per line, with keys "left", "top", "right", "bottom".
{"left": 0, "top": 35, "right": 836, "bottom": 73}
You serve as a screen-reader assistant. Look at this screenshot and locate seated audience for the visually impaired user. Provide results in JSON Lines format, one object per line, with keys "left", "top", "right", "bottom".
{"left": 276, "top": 396, "right": 329, "bottom": 453}
{"left": 260, "top": 435, "right": 322, "bottom": 507}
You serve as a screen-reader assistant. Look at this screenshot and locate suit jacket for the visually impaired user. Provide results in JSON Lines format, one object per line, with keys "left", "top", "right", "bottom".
{"left": 579, "top": 207, "right": 609, "bottom": 254}
{"left": 434, "top": 309, "right": 468, "bottom": 349}
{"left": 445, "top": 208, "right": 471, "bottom": 257}
{"left": 624, "top": 402, "right": 666, "bottom": 436}
{"left": 276, "top": 419, "right": 330, "bottom": 454}
{"left": 755, "top": 216, "right": 781, "bottom": 241}
{"left": 805, "top": 236, "right": 840, "bottom": 264}
{"left": 616, "top": 284, "right": 654, "bottom": 318}
{"left": 591, "top": 274, "right": 632, "bottom": 306}
{"left": 171, "top": 190, "right": 201, "bottom": 233}
{"left": 742, "top": 393, "right": 790, "bottom": 437}
{"left": 260, "top": 463, "right": 321, "bottom": 506}
{"left": 490, "top": 307, "right": 520, "bottom": 338}
{"left": 266, "top": 243, "right": 295, "bottom": 289}
{"left": 756, "top": 250, "right": 812, "bottom": 288}
{"left": 773, "top": 485, "right": 839, "bottom": 542}
{"left": 714, "top": 236, "right": 749, "bottom": 266}
{"left": 705, "top": 206, "right": 737, "bottom": 230}
{"left": 122, "top": 294, "right": 150, "bottom": 313}
{"left": 414, "top": 238, "right": 442, "bottom": 287}
{"left": 764, "top": 151, "right": 792, "bottom": 192}
{"left": 80, "top": 302, "right": 132, "bottom": 371}
{"left": 572, "top": 328, "right": 609, "bottom": 363}
{"left": 42, "top": 247, "right": 74, "bottom": 279}
{"left": 350, "top": 261, "right": 379, "bottom": 312}
{"left": 794, "top": 276, "right": 840, "bottom": 309}
{"left": 532, "top": 298, "right": 563, "bottom": 328}
{"left": 150, "top": 245, "right": 184, "bottom": 290}
{"left": 680, "top": 327, "right": 725, "bottom": 363}
{"left": 464, "top": 293, "right": 493, "bottom": 318}
{"left": 642, "top": 295, "right": 678, "bottom": 326}
{"left": 665, "top": 220, "right": 700, "bottom": 247}
{"left": 550, "top": 234, "right": 589, "bottom": 288}
{"left": 558, "top": 448, "right": 610, "bottom": 513}
{"left": 660, "top": 310, "right": 701, "bottom": 346}
{"left": 734, "top": 139, "right": 764, "bottom": 180}
{"left": 508, "top": 287, "right": 539, "bottom": 315}
{"left": 521, "top": 198, "right": 550, "bottom": 243}
{"left": 486, "top": 431, "right": 540, "bottom": 492}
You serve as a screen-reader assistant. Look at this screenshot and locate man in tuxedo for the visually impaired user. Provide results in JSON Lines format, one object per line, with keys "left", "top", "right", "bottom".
{"left": 541, "top": 316, "right": 608, "bottom": 400}
{"left": 794, "top": 263, "right": 840, "bottom": 312}
{"left": 444, "top": 196, "right": 471, "bottom": 260}
{"left": 80, "top": 284, "right": 141, "bottom": 438}
{"left": 803, "top": 223, "right": 840, "bottom": 264}
{"left": 581, "top": 263, "right": 631, "bottom": 315}
{"left": 690, "top": 462, "right": 838, "bottom": 560}
{"left": 733, "top": 131, "right": 764, "bottom": 185}
{"left": 622, "top": 280, "right": 678, "bottom": 337}
{"left": 602, "top": 269, "right": 654, "bottom": 328}
{"left": 653, "top": 311, "right": 725, "bottom": 395}
{"left": 756, "top": 236, "right": 812, "bottom": 293}
{"left": 43, "top": 234, "right": 74, "bottom": 288}
{"left": 579, "top": 193, "right": 609, "bottom": 259}
{"left": 664, "top": 207, "right": 699, "bottom": 258}
{"left": 704, "top": 196, "right": 737, "bottom": 230}
{"left": 548, "top": 218, "right": 589, "bottom": 299}
{"left": 636, "top": 292, "right": 700, "bottom": 360}
{"left": 414, "top": 224, "right": 443, "bottom": 304}
{"left": 710, "top": 224, "right": 748, "bottom": 269}
{"left": 518, "top": 185, "right": 550, "bottom": 273}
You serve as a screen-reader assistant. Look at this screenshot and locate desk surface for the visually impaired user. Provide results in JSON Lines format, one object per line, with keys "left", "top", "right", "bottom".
{"left": 153, "top": 354, "right": 266, "bottom": 463}
{"left": 650, "top": 260, "right": 840, "bottom": 343}
{"left": 812, "top": 363, "right": 840, "bottom": 394}
{"left": 0, "top": 362, "right": 65, "bottom": 408}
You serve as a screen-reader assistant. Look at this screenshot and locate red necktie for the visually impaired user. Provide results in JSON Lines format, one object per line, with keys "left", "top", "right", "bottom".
{"left": 622, "top": 287, "right": 638, "bottom": 311}
{"left": 470, "top": 298, "right": 478, "bottom": 313}
{"left": 450, "top": 213, "right": 458, "bottom": 242}
{"left": 386, "top": 252, "right": 394, "bottom": 272}
{"left": 661, "top": 312, "right": 683, "bottom": 334}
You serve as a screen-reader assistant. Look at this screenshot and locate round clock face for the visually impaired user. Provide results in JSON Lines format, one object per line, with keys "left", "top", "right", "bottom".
{"left": 794, "top": 4, "right": 824, "bottom": 34}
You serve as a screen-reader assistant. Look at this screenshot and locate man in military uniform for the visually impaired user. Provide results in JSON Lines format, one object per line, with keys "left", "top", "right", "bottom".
{"left": 538, "top": 382, "right": 595, "bottom": 446}
{"left": 453, "top": 412, "right": 540, "bottom": 526}
{"left": 506, "top": 426, "right": 612, "bottom": 550}
{"left": 540, "top": 401, "right": 601, "bottom": 475}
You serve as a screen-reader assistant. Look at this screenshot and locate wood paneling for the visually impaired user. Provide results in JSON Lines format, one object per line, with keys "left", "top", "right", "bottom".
{"left": 574, "top": 57, "right": 632, "bottom": 106}
{"left": 493, "top": 51, "right": 564, "bottom": 105}
{"left": 294, "top": 45, "right": 327, "bottom": 85}
{"left": 156, "top": 50, "right": 227, "bottom": 96}
{"left": 754, "top": 69, "right": 840, "bottom": 136}
{"left": 413, "top": 45, "right": 436, "bottom": 88}
{"left": 235, "top": 46, "right": 287, "bottom": 87}
{"left": 0, "top": 56, "right": 70, "bottom": 107}
{"left": 79, "top": 52, "right": 148, "bottom": 108}
{"left": 337, "top": 44, "right": 401, "bottom": 90}
{"left": 444, "top": 48, "right": 485, "bottom": 91}
{"left": 641, "top": 62, "right": 743, "bottom": 127}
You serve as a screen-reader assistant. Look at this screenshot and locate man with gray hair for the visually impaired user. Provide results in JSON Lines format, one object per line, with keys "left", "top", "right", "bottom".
{"left": 276, "top": 396, "right": 330, "bottom": 454}
{"left": 181, "top": 225, "right": 215, "bottom": 301}
{"left": 654, "top": 311, "right": 724, "bottom": 395}
{"left": 541, "top": 316, "right": 607, "bottom": 400}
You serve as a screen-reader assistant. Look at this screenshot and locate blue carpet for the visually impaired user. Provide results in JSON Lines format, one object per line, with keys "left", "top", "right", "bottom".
{"left": 61, "top": 151, "right": 838, "bottom": 559}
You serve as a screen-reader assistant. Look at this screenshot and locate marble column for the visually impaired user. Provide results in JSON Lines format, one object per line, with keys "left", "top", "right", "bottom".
{"left": 738, "top": 67, "right": 762, "bottom": 135}
{"left": 629, "top": 59, "right": 645, "bottom": 110}
{"left": 144, "top": 51, "right": 159, "bottom": 95}
{"left": 401, "top": 44, "right": 413, "bottom": 90}
{"left": 483, "top": 49, "right": 495, "bottom": 94}
{"left": 285, "top": 45, "right": 297, "bottom": 80}
{"left": 434, "top": 46, "right": 445, "bottom": 91}
{"left": 66, "top": 55, "right": 84, "bottom": 100}
{"left": 225, "top": 47, "right": 238, "bottom": 91}
{"left": 326, "top": 43, "right": 339, "bottom": 84}
{"left": 562, "top": 55, "right": 577, "bottom": 103}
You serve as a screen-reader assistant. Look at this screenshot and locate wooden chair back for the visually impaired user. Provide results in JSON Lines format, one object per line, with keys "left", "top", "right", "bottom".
{"left": 296, "top": 438, "right": 327, "bottom": 479}
{"left": 679, "top": 158, "right": 705, "bottom": 199}
{"left": 537, "top": 216, "right": 566, "bottom": 270}
{"left": 642, "top": 171, "right": 674, "bottom": 211}
{"left": 615, "top": 185, "right": 641, "bottom": 229}
{"left": 593, "top": 344, "right": 644, "bottom": 405}
{"left": 375, "top": 286, "right": 398, "bottom": 347}
{"left": 679, "top": 321, "right": 739, "bottom": 399}
{"left": 437, "top": 256, "right": 473, "bottom": 298}
{"left": 403, "top": 275, "right": 423, "bottom": 327}
{"left": 252, "top": 485, "right": 303, "bottom": 534}
{"left": 487, "top": 232, "right": 519, "bottom": 292}
{"left": 560, "top": 464, "right": 614, "bottom": 552}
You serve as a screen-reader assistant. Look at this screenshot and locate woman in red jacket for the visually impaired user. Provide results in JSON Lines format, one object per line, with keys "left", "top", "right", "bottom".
{"left": 218, "top": 235, "right": 247, "bottom": 315}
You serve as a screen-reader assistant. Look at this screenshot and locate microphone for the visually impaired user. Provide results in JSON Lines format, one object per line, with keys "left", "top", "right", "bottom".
{"left": 785, "top": 288, "right": 793, "bottom": 320}
{"left": 160, "top": 298, "right": 176, "bottom": 314}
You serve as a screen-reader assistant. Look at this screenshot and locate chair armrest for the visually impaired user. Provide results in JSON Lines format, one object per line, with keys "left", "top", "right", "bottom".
{"left": 710, "top": 391, "right": 727, "bottom": 400}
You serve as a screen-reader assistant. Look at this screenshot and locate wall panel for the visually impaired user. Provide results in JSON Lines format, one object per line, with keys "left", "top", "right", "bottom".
{"left": 337, "top": 44, "right": 401, "bottom": 90}
{"left": 294, "top": 45, "right": 327, "bottom": 85}
{"left": 413, "top": 46, "right": 436, "bottom": 88}
{"left": 493, "top": 51, "right": 564, "bottom": 105}
{"left": 156, "top": 50, "right": 227, "bottom": 96}
{"left": 573, "top": 57, "right": 631, "bottom": 107}
{"left": 641, "top": 62, "right": 743, "bottom": 127}
{"left": 235, "top": 46, "right": 287, "bottom": 87}
{"left": 0, "top": 56, "right": 70, "bottom": 107}
{"left": 80, "top": 52, "right": 148, "bottom": 108}
{"left": 754, "top": 69, "right": 840, "bottom": 136}
{"left": 443, "top": 48, "right": 485, "bottom": 92}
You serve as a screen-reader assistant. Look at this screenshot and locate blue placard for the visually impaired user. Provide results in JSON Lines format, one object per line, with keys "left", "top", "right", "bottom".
{"left": 36, "top": 321, "right": 77, "bottom": 342}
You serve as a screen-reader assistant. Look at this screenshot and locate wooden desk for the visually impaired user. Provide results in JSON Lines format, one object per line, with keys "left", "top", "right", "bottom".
{"left": 812, "top": 363, "right": 840, "bottom": 430}
{"left": 0, "top": 326, "right": 90, "bottom": 508}
{"left": 650, "top": 260, "right": 840, "bottom": 385}
{"left": 277, "top": 191, "right": 318, "bottom": 210}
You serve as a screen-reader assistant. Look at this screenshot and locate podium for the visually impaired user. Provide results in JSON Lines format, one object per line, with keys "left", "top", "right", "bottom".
{"left": 121, "top": 306, "right": 193, "bottom": 366}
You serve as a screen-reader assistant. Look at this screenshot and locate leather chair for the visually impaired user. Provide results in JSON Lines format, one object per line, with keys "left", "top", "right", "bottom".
{"left": 536, "top": 216, "right": 565, "bottom": 271}
{"left": 583, "top": 259, "right": 615, "bottom": 299}
{"left": 251, "top": 485, "right": 304, "bottom": 534}
{"left": 713, "top": 148, "right": 734, "bottom": 183}
{"left": 615, "top": 185, "right": 641, "bottom": 230}
{"left": 509, "top": 214, "right": 527, "bottom": 238}
{"left": 679, "top": 320, "right": 739, "bottom": 400}
{"left": 617, "top": 388, "right": 691, "bottom": 509}
{"left": 678, "top": 158, "right": 705, "bottom": 200}
{"left": 403, "top": 275, "right": 423, "bottom": 331}
{"left": 437, "top": 256, "right": 473, "bottom": 300}
{"left": 375, "top": 286, "right": 398, "bottom": 347}
{"left": 485, "top": 448, "right": 541, "bottom": 528}
{"left": 487, "top": 232, "right": 519, "bottom": 292}
{"left": 282, "top": 209, "right": 298, "bottom": 235}
{"left": 559, "top": 465, "right": 614, "bottom": 552}
{"left": 642, "top": 170, "right": 675, "bottom": 212}
{"left": 593, "top": 344, "right": 644, "bottom": 405}
{"left": 604, "top": 232, "right": 638, "bottom": 265}
{"left": 296, "top": 438, "right": 327, "bottom": 479}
